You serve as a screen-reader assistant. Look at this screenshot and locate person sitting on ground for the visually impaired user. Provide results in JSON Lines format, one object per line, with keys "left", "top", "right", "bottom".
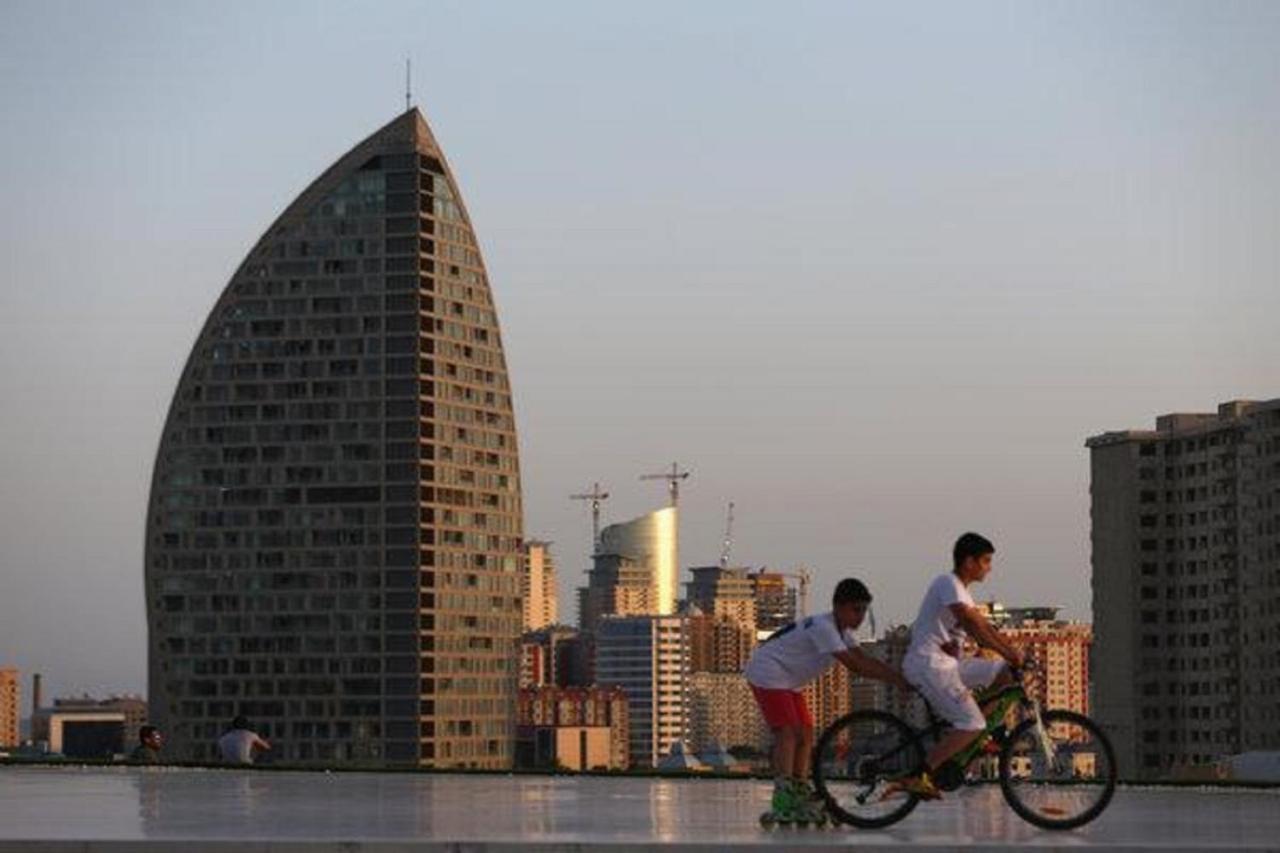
{"left": 744, "top": 577, "right": 913, "bottom": 824}
{"left": 127, "top": 725, "right": 163, "bottom": 763}
{"left": 890, "top": 532, "right": 1025, "bottom": 801}
{"left": 217, "top": 715, "right": 272, "bottom": 765}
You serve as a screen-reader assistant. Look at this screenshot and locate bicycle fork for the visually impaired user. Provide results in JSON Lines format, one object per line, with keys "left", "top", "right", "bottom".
{"left": 1028, "top": 700, "right": 1057, "bottom": 765}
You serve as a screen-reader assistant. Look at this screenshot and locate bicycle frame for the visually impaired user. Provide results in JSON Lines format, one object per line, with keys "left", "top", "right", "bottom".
{"left": 942, "top": 682, "right": 1028, "bottom": 774}
{"left": 860, "top": 678, "right": 1035, "bottom": 781}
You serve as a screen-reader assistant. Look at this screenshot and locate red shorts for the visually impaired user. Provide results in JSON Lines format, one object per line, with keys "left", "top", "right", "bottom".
{"left": 750, "top": 684, "right": 813, "bottom": 729}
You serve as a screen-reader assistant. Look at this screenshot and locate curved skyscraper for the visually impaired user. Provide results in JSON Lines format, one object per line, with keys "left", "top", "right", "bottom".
{"left": 145, "top": 109, "right": 523, "bottom": 767}
{"left": 598, "top": 508, "right": 679, "bottom": 615}
{"left": 578, "top": 507, "right": 678, "bottom": 632}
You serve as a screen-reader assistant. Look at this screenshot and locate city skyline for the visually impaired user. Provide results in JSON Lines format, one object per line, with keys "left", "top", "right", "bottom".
{"left": 3, "top": 1, "right": 1279, "bottom": 700}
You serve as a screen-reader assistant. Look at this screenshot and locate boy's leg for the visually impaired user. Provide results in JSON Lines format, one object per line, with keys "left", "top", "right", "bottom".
{"left": 888, "top": 659, "right": 991, "bottom": 799}
{"left": 784, "top": 692, "right": 829, "bottom": 822}
{"left": 964, "top": 658, "right": 1013, "bottom": 718}
{"left": 924, "top": 727, "right": 984, "bottom": 773}
{"left": 772, "top": 725, "right": 797, "bottom": 778}
{"left": 752, "top": 685, "right": 805, "bottom": 818}
{"left": 922, "top": 659, "right": 1011, "bottom": 772}
{"left": 792, "top": 724, "right": 814, "bottom": 780}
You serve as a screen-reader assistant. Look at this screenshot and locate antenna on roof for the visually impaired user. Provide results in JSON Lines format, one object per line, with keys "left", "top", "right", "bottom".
{"left": 405, "top": 57, "right": 412, "bottom": 111}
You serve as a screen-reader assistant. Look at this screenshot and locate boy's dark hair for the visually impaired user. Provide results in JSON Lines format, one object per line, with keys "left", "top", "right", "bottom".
{"left": 231, "top": 715, "right": 250, "bottom": 730}
{"left": 139, "top": 725, "right": 159, "bottom": 742}
{"left": 953, "top": 532, "right": 995, "bottom": 569}
{"left": 833, "top": 578, "right": 872, "bottom": 606}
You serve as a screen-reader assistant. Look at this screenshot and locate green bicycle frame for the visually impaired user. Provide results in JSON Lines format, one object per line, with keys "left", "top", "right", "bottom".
{"left": 941, "top": 683, "right": 1028, "bottom": 773}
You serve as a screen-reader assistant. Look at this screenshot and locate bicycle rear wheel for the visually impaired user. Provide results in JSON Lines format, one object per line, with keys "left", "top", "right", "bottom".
{"left": 999, "top": 709, "right": 1117, "bottom": 830}
{"left": 812, "top": 709, "right": 925, "bottom": 828}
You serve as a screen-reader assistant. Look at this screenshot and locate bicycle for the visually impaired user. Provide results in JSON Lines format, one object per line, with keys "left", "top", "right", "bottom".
{"left": 811, "top": 666, "right": 1117, "bottom": 830}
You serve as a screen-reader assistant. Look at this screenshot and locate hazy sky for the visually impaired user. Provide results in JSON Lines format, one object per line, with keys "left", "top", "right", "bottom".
{"left": 2, "top": 1, "right": 1277, "bottom": 700}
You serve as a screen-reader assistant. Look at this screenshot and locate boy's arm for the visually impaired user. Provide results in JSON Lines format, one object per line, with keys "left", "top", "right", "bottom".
{"left": 832, "top": 648, "right": 913, "bottom": 691}
{"left": 951, "top": 604, "right": 1024, "bottom": 668}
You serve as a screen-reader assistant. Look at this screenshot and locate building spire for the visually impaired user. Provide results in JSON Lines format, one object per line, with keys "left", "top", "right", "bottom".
{"left": 405, "top": 57, "right": 412, "bottom": 111}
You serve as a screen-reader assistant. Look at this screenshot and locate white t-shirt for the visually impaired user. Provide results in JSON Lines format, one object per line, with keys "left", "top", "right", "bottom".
{"left": 217, "top": 729, "right": 261, "bottom": 764}
{"left": 906, "top": 573, "right": 976, "bottom": 661}
{"left": 744, "top": 612, "right": 856, "bottom": 690}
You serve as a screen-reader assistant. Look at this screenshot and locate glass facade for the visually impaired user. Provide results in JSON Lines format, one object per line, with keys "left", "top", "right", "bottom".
{"left": 145, "top": 109, "right": 523, "bottom": 767}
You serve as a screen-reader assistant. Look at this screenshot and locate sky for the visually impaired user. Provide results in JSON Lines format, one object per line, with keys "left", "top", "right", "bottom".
{"left": 1, "top": 1, "right": 1277, "bottom": 701}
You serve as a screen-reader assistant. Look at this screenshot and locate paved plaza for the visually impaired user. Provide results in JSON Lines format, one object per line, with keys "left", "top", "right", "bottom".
{"left": 1, "top": 766, "right": 1278, "bottom": 852}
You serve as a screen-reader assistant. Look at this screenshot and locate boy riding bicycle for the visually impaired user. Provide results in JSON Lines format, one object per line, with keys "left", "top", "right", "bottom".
{"left": 745, "top": 578, "right": 912, "bottom": 825}
{"left": 890, "top": 532, "right": 1025, "bottom": 800}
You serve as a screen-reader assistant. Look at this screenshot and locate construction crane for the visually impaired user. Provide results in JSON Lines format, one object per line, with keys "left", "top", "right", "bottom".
{"left": 640, "top": 461, "right": 690, "bottom": 507}
{"left": 719, "top": 501, "right": 735, "bottom": 569}
{"left": 569, "top": 482, "right": 610, "bottom": 554}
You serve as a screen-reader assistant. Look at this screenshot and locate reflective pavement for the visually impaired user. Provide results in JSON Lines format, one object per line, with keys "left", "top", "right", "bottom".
{"left": 1, "top": 766, "right": 1278, "bottom": 851}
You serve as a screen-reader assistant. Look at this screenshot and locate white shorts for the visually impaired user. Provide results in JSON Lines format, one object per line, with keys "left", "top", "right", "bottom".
{"left": 903, "top": 652, "right": 1006, "bottom": 731}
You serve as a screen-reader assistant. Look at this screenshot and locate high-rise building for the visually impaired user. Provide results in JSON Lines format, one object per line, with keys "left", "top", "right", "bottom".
{"left": 1088, "top": 398, "right": 1280, "bottom": 778}
{"left": 852, "top": 625, "right": 922, "bottom": 726}
{"left": 687, "top": 672, "right": 766, "bottom": 754}
{"left": 145, "top": 108, "right": 524, "bottom": 768}
{"left": 748, "top": 570, "right": 797, "bottom": 636}
{"left": 0, "top": 668, "right": 18, "bottom": 748}
{"left": 594, "top": 615, "right": 689, "bottom": 768}
{"left": 519, "top": 625, "right": 581, "bottom": 689}
{"left": 803, "top": 657, "right": 854, "bottom": 735}
{"left": 685, "top": 566, "right": 756, "bottom": 629}
{"left": 686, "top": 609, "right": 756, "bottom": 674}
{"left": 976, "top": 602, "right": 1091, "bottom": 717}
{"left": 684, "top": 565, "right": 757, "bottom": 674}
{"left": 577, "top": 508, "right": 677, "bottom": 632}
{"left": 515, "top": 685, "right": 629, "bottom": 770}
{"left": 522, "top": 540, "right": 558, "bottom": 632}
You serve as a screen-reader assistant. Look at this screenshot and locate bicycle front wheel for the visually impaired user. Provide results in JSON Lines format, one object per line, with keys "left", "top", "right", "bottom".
{"left": 812, "top": 709, "right": 925, "bottom": 829}
{"left": 999, "top": 709, "right": 1117, "bottom": 830}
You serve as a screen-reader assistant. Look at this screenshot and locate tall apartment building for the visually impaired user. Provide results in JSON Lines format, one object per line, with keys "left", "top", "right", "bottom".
{"left": 748, "top": 571, "right": 797, "bottom": 635}
{"left": 594, "top": 615, "right": 689, "bottom": 768}
{"left": 979, "top": 603, "right": 1091, "bottom": 716}
{"left": 852, "top": 625, "right": 923, "bottom": 726}
{"left": 686, "top": 608, "right": 756, "bottom": 674}
{"left": 803, "top": 656, "right": 854, "bottom": 735}
{"left": 684, "top": 565, "right": 758, "bottom": 674}
{"left": 0, "top": 668, "right": 18, "bottom": 748}
{"left": 145, "top": 108, "right": 524, "bottom": 768}
{"left": 687, "top": 672, "right": 765, "bottom": 753}
{"left": 522, "top": 540, "right": 558, "bottom": 632}
{"left": 1088, "top": 398, "right": 1280, "bottom": 778}
{"left": 577, "top": 508, "right": 678, "bottom": 634}
{"left": 686, "top": 566, "right": 757, "bottom": 629}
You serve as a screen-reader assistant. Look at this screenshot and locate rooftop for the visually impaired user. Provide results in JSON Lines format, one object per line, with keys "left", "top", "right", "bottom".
{"left": 2, "top": 766, "right": 1280, "bottom": 851}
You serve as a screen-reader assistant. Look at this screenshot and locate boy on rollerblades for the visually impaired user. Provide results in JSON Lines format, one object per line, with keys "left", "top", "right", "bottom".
{"left": 745, "top": 577, "right": 911, "bottom": 827}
